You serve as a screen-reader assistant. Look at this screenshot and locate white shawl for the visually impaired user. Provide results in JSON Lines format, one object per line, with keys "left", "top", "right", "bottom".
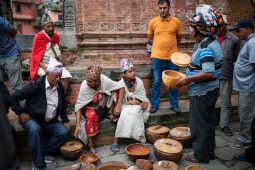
{"left": 74, "top": 74, "right": 124, "bottom": 144}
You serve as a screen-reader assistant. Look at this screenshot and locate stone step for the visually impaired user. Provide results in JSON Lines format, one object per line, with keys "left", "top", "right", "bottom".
{"left": 11, "top": 95, "right": 239, "bottom": 159}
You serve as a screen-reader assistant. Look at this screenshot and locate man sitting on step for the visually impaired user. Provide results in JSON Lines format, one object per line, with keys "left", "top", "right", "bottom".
{"left": 10, "top": 57, "right": 71, "bottom": 170}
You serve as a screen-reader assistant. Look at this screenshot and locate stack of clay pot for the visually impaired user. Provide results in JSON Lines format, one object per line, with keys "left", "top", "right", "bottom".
{"left": 146, "top": 125, "right": 170, "bottom": 144}
{"left": 60, "top": 140, "right": 84, "bottom": 160}
{"left": 169, "top": 127, "right": 192, "bottom": 147}
{"left": 153, "top": 138, "right": 183, "bottom": 163}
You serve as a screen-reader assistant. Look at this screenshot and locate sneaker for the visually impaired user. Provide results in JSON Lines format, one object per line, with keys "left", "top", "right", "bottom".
{"left": 221, "top": 126, "right": 233, "bottom": 136}
{"left": 230, "top": 141, "right": 250, "bottom": 149}
{"left": 170, "top": 107, "right": 180, "bottom": 113}
{"left": 150, "top": 107, "right": 158, "bottom": 113}
{"left": 32, "top": 167, "right": 49, "bottom": 170}
{"left": 44, "top": 155, "right": 55, "bottom": 163}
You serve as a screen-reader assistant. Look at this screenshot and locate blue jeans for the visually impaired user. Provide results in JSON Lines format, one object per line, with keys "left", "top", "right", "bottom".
{"left": 151, "top": 58, "right": 179, "bottom": 108}
{"left": 22, "top": 119, "right": 69, "bottom": 168}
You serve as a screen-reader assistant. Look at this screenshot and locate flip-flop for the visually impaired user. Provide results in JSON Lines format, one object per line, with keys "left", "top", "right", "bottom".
{"left": 110, "top": 144, "right": 120, "bottom": 153}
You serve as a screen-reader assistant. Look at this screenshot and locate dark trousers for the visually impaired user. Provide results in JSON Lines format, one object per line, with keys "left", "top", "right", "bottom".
{"left": 189, "top": 89, "right": 219, "bottom": 162}
{"left": 22, "top": 119, "right": 69, "bottom": 168}
{"left": 245, "top": 117, "right": 255, "bottom": 164}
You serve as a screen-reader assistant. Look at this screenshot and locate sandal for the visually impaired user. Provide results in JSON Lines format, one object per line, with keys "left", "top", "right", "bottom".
{"left": 110, "top": 144, "right": 120, "bottom": 153}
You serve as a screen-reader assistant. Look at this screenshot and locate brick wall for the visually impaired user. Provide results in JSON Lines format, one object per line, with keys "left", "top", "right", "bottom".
{"left": 75, "top": 0, "right": 196, "bottom": 33}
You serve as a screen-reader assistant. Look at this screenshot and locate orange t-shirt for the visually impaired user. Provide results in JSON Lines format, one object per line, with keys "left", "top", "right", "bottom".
{"left": 148, "top": 16, "right": 182, "bottom": 60}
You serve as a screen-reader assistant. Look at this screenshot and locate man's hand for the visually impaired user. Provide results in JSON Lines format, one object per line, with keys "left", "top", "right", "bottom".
{"left": 64, "top": 122, "right": 71, "bottom": 130}
{"left": 74, "top": 125, "right": 81, "bottom": 138}
{"left": 40, "top": 63, "right": 47, "bottom": 71}
{"left": 20, "top": 113, "right": 30, "bottom": 123}
{"left": 128, "top": 99, "right": 140, "bottom": 105}
{"left": 176, "top": 75, "right": 190, "bottom": 88}
{"left": 141, "top": 101, "right": 148, "bottom": 110}
{"left": 114, "top": 104, "right": 121, "bottom": 116}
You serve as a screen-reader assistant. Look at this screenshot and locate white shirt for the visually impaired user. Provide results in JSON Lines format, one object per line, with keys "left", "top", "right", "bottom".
{"left": 45, "top": 78, "right": 59, "bottom": 122}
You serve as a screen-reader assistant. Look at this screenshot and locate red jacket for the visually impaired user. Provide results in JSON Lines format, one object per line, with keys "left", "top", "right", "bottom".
{"left": 30, "top": 31, "right": 60, "bottom": 80}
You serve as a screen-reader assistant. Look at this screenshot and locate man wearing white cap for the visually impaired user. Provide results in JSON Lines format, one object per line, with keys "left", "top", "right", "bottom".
{"left": 10, "top": 57, "right": 70, "bottom": 170}
{"left": 30, "top": 11, "right": 72, "bottom": 94}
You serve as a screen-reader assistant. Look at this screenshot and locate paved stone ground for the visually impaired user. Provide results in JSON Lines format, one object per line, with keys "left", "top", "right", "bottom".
{"left": 19, "top": 122, "right": 255, "bottom": 170}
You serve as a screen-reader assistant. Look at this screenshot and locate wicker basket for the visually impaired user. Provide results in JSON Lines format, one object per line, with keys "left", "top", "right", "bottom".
{"left": 169, "top": 127, "right": 192, "bottom": 147}
{"left": 153, "top": 139, "right": 183, "bottom": 163}
{"left": 60, "top": 140, "right": 84, "bottom": 160}
{"left": 145, "top": 125, "right": 170, "bottom": 144}
{"left": 162, "top": 70, "right": 185, "bottom": 89}
{"left": 185, "top": 165, "right": 206, "bottom": 170}
{"left": 153, "top": 160, "right": 179, "bottom": 170}
{"left": 136, "top": 159, "right": 152, "bottom": 170}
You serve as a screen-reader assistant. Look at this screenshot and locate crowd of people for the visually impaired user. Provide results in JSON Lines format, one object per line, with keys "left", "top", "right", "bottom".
{"left": 0, "top": 0, "right": 255, "bottom": 169}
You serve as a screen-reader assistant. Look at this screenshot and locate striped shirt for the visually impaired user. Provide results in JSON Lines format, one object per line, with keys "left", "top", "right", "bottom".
{"left": 0, "top": 17, "right": 21, "bottom": 59}
{"left": 186, "top": 37, "right": 222, "bottom": 96}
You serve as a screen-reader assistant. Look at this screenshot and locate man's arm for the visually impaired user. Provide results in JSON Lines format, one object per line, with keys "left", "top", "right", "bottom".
{"left": 233, "top": 38, "right": 241, "bottom": 62}
{"left": 177, "top": 71, "right": 214, "bottom": 87}
{"left": 114, "top": 87, "right": 125, "bottom": 116}
{"left": 0, "top": 17, "right": 17, "bottom": 38}
{"left": 147, "top": 34, "right": 154, "bottom": 45}
{"left": 177, "top": 34, "right": 182, "bottom": 46}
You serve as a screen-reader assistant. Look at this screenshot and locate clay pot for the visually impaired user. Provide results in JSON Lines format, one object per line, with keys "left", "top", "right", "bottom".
{"left": 153, "top": 139, "right": 183, "bottom": 163}
{"left": 162, "top": 70, "right": 185, "bottom": 89}
{"left": 146, "top": 125, "right": 170, "bottom": 144}
{"left": 64, "top": 162, "right": 96, "bottom": 170}
{"left": 81, "top": 162, "right": 97, "bottom": 170}
{"left": 96, "top": 161, "right": 128, "bottom": 170}
{"left": 185, "top": 165, "right": 206, "bottom": 170}
{"left": 136, "top": 159, "right": 152, "bottom": 170}
{"left": 169, "top": 127, "right": 192, "bottom": 147}
{"left": 79, "top": 153, "right": 99, "bottom": 164}
{"left": 60, "top": 140, "right": 84, "bottom": 160}
{"left": 171, "top": 52, "right": 191, "bottom": 67}
{"left": 153, "top": 160, "right": 179, "bottom": 170}
{"left": 125, "top": 143, "right": 150, "bottom": 161}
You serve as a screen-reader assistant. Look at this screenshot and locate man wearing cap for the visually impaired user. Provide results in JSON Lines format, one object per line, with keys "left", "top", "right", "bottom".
{"left": 0, "top": 17, "right": 24, "bottom": 93}
{"left": 11, "top": 58, "right": 70, "bottom": 170}
{"left": 177, "top": 5, "right": 223, "bottom": 163}
{"left": 231, "top": 19, "right": 255, "bottom": 149}
{"left": 30, "top": 12, "right": 72, "bottom": 94}
{"left": 218, "top": 16, "right": 240, "bottom": 136}
{"left": 147, "top": 0, "right": 182, "bottom": 113}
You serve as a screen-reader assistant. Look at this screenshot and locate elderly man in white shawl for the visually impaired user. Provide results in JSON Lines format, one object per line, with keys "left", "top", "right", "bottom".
{"left": 74, "top": 66, "right": 124, "bottom": 153}
{"left": 113, "top": 58, "right": 150, "bottom": 152}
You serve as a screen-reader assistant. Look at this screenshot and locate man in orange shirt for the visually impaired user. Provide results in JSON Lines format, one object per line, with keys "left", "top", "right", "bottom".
{"left": 148, "top": 0, "right": 182, "bottom": 113}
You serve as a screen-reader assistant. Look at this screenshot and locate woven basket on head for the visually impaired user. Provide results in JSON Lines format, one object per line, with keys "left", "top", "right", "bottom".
{"left": 162, "top": 70, "right": 185, "bottom": 89}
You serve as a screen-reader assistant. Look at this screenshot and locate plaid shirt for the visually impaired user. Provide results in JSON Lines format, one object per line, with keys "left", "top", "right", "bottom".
{"left": 0, "top": 17, "right": 21, "bottom": 59}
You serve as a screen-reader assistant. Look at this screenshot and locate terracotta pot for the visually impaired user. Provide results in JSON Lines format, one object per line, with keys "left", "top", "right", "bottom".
{"left": 185, "top": 165, "right": 206, "bottom": 170}
{"left": 153, "top": 160, "right": 179, "bottom": 170}
{"left": 169, "top": 127, "right": 192, "bottom": 147}
{"left": 146, "top": 125, "right": 170, "bottom": 144}
{"left": 79, "top": 153, "right": 99, "bottom": 164}
{"left": 162, "top": 70, "right": 185, "bottom": 89}
{"left": 136, "top": 159, "right": 152, "bottom": 170}
{"left": 60, "top": 140, "right": 84, "bottom": 160}
{"left": 153, "top": 139, "right": 183, "bottom": 163}
{"left": 96, "top": 161, "right": 128, "bottom": 170}
{"left": 125, "top": 143, "right": 150, "bottom": 161}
